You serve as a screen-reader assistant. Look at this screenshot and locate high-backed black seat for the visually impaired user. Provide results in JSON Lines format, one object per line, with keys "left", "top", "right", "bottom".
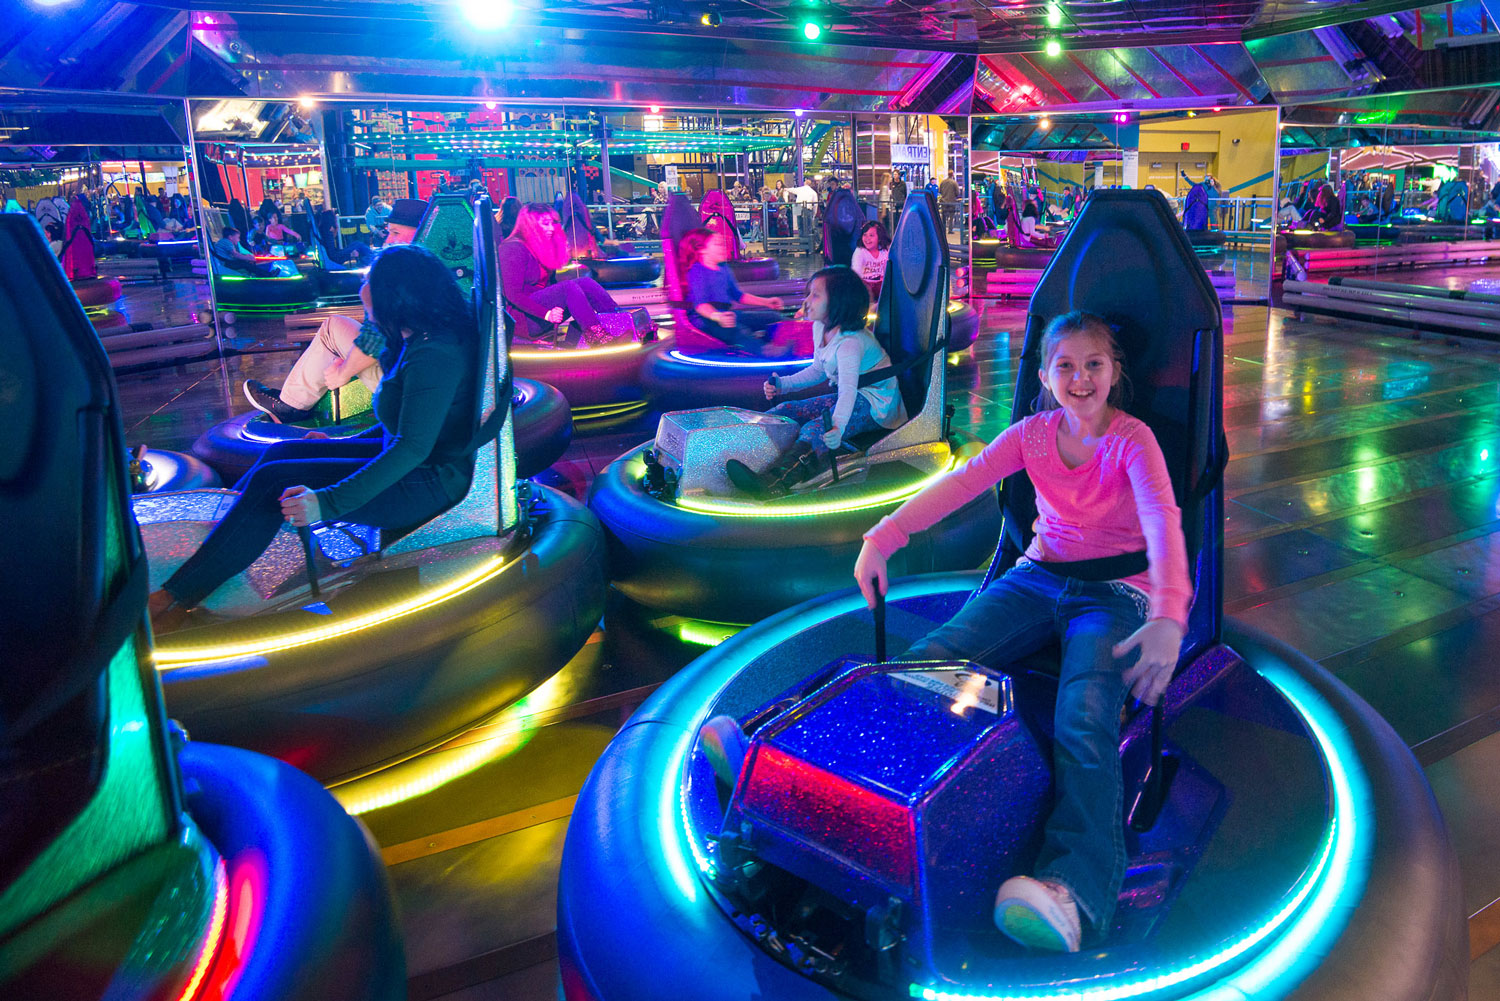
{"left": 871, "top": 190, "right": 949, "bottom": 425}
{"left": 661, "top": 191, "right": 705, "bottom": 307}
{"left": 0, "top": 213, "right": 145, "bottom": 894}
{"left": 356, "top": 195, "right": 509, "bottom": 554}
{"left": 988, "top": 189, "right": 1226, "bottom": 653}
{"left": 822, "top": 187, "right": 864, "bottom": 267}
{"left": 561, "top": 191, "right": 600, "bottom": 256}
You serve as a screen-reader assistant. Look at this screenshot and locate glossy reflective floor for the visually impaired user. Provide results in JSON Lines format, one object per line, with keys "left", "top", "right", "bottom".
{"left": 114, "top": 278, "right": 1500, "bottom": 998}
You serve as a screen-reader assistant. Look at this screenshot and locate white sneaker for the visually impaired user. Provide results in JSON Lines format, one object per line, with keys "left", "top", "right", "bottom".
{"left": 994, "top": 876, "right": 1082, "bottom": 953}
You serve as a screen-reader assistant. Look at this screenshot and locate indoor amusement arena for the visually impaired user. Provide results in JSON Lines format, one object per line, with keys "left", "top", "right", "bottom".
{"left": 5, "top": 1, "right": 1500, "bottom": 999}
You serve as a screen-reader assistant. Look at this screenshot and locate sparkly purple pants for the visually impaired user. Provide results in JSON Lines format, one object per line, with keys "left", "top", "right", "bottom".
{"left": 163, "top": 436, "right": 456, "bottom": 607}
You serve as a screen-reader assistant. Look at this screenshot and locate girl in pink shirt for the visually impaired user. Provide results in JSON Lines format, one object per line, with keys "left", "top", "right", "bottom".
{"left": 854, "top": 310, "right": 1192, "bottom": 954}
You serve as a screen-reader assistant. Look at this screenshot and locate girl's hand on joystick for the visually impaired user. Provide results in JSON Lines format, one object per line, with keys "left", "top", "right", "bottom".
{"left": 764, "top": 379, "right": 778, "bottom": 400}
{"left": 545, "top": 307, "right": 565, "bottom": 324}
{"left": 854, "top": 539, "right": 888, "bottom": 610}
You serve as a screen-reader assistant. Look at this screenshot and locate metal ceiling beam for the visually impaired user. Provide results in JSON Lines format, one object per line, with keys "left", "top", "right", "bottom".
{"left": 1243, "top": 0, "right": 1440, "bottom": 42}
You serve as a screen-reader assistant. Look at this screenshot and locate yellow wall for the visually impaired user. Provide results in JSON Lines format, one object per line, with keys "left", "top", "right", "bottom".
{"left": 1139, "top": 108, "right": 1278, "bottom": 198}
{"left": 1030, "top": 161, "right": 1087, "bottom": 192}
{"left": 1280, "top": 152, "right": 1330, "bottom": 187}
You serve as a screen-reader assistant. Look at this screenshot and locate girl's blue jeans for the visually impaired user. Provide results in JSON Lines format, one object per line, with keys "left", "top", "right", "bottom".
{"left": 899, "top": 558, "right": 1149, "bottom": 934}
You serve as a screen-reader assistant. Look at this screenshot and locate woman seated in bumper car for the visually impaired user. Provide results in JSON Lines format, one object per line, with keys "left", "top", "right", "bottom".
{"left": 725, "top": 266, "right": 905, "bottom": 497}
{"left": 681, "top": 227, "right": 788, "bottom": 356}
{"left": 1307, "top": 183, "right": 1343, "bottom": 231}
{"left": 148, "top": 244, "right": 483, "bottom": 630}
{"left": 498, "top": 203, "right": 634, "bottom": 347}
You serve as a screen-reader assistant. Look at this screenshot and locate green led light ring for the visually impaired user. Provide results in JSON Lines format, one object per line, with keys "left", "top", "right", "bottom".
{"left": 646, "top": 580, "right": 1372, "bottom": 1001}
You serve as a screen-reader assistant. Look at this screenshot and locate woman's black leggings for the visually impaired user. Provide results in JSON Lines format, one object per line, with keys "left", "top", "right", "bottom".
{"left": 163, "top": 436, "right": 454, "bottom": 607}
{"left": 529, "top": 276, "right": 618, "bottom": 330}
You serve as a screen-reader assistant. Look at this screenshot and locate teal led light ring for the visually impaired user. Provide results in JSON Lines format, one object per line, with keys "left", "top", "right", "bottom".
{"left": 642, "top": 579, "right": 1375, "bottom": 1001}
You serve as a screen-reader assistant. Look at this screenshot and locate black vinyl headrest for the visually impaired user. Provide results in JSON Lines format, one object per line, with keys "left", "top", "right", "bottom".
{"left": 561, "top": 192, "right": 597, "bottom": 251}
{"left": 663, "top": 191, "right": 701, "bottom": 244}
{"left": 0, "top": 211, "right": 143, "bottom": 728}
{"left": 1000, "top": 189, "right": 1225, "bottom": 646}
{"left": 822, "top": 188, "right": 863, "bottom": 267}
{"left": 873, "top": 190, "right": 947, "bottom": 417}
{"left": 699, "top": 190, "right": 742, "bottom": 258}
{"left": 662, "top": 192, "right": 702, "bottom": 301}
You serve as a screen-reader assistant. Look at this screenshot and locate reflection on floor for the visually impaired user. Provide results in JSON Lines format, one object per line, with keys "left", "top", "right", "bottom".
{"left": 114, "top": 281, "right": 1500, "bottom": 996}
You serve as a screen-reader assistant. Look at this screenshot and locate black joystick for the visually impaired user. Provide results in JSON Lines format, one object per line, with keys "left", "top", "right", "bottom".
{"left": 643, "top": 448, "right": 666, "bottom": 497}
{"left": 872, "top": 577, "right": 886, "bottom": 664}
{"left": 824, "top": 410, "right": 841, "bottom": 483}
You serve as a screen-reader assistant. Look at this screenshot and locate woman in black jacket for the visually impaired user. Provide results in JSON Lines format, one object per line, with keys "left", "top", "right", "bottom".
{"left": 148, "top": 244, "right": 482, "bottom": 630}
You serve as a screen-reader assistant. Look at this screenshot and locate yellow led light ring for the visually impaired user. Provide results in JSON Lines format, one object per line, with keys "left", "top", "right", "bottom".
{"left": 669, "top": 458, "right": 957, "bottom": 519}
{"left": 153, "top": 555, "right": 513, "bottom": 669}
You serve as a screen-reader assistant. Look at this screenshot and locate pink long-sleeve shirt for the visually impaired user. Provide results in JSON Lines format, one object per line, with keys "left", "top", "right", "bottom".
{"left": 866, "top": 409, "right": 1194, "bottom": 628}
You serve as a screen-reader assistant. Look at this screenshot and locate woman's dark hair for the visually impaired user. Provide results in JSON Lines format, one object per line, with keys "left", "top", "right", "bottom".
{"left": 811, "top": 265, "right": 871, "bottom": 334}
{"left": 498, "top": 196, "right": 521, "bottom": 239}
{"left": 857, "top": 220, "right": 891, "bottom": 251}
{"left": 367, "top": 244, "right": 473, "bottom": 351}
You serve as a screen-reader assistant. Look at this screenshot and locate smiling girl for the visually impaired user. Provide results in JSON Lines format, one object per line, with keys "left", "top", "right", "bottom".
{"left": 852, "top": 309, "right": 1192, "bottom": 954}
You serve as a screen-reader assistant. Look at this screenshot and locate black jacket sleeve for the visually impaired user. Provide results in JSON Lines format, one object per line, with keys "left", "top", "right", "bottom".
{"left": 316, "top": 339, "right": 464, "bottom": 519}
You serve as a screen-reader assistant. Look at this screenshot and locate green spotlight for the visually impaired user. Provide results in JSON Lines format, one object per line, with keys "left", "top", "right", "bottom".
{"left": 802, "top": 20, "right": 822, "bottom": 40}
{"left": 1046, "top": 2, "right": 1062, "bottom": 27}
{"left": 1044, "top": 37, "right": 1062, "bottom": 57}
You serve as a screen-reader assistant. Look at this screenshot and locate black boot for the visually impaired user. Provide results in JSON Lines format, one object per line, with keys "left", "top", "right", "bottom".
{"left": 726, "top": 441, "right": 816, "bottom": 499}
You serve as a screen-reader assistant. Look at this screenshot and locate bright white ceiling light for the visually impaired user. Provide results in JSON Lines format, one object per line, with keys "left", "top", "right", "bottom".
{"left": 461, "top": 0, "right": 513, "bottom": 29}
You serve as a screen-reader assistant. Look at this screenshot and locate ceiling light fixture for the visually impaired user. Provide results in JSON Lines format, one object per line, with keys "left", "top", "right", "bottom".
{"left": 460, "top": 0, "right": 513, "bottom": 30}
{"left": 1044, "top": 37, "right": 1062, "bottom": 57}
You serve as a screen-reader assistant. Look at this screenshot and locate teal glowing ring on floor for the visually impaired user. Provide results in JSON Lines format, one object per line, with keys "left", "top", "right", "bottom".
{"left": 647, "top": 576, "right": 1374, "bottom": 1001}
{"left": 664, "top": 349, "right": 814, "bottom": 369}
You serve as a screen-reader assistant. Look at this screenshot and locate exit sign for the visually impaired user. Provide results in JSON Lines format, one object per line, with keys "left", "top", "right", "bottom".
{"left": 1181, "top": 141, "right": 1190, "bottom": 151}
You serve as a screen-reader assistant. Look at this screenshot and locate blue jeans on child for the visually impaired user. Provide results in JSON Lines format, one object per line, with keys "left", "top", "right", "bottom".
{"left": 899, "top": 558, "right": 1149, "bottom": 934}
{"left": 767, "top": 392, "right": 882, "bottom": 456}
